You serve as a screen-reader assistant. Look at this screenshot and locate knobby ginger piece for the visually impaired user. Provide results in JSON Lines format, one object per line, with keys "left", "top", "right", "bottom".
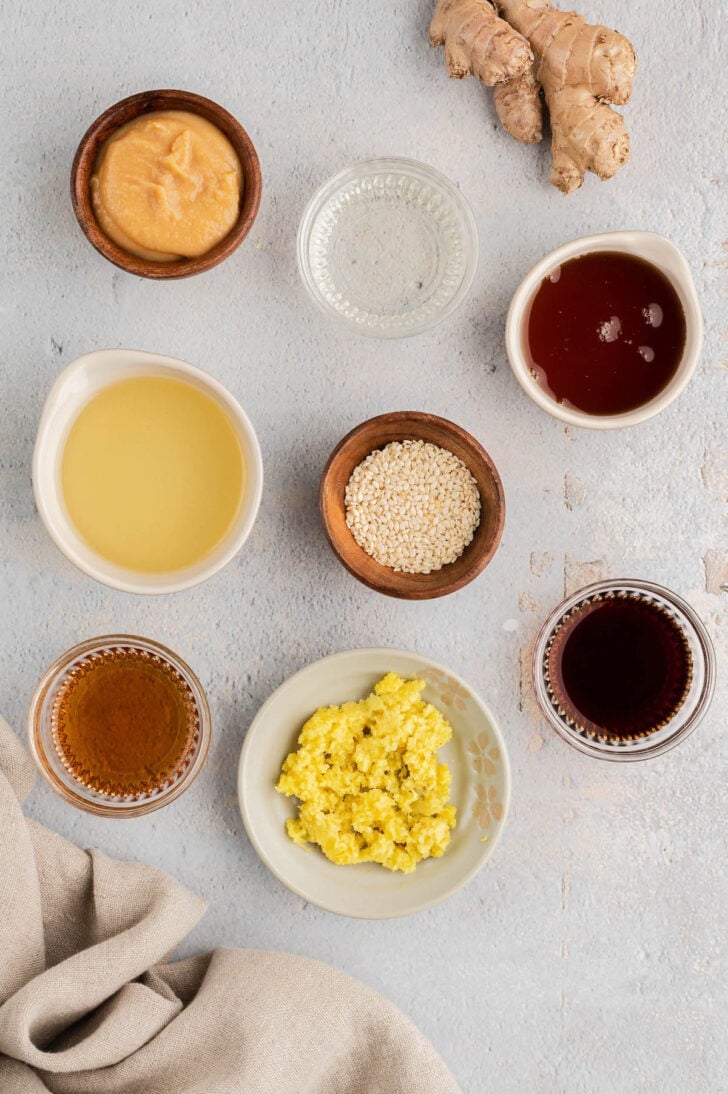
{"left": 493, "top": 67, "right": 543, "bottom": 142}
{"left": 430, "top": 0, "right": 533, "bottom": 86}
{"left": 494, "top": 0, "right": 637, "bottom": 192}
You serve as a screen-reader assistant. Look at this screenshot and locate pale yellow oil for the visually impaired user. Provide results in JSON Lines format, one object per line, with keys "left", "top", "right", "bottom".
{"left": 61, "top": 375, "right": 245, "bottom": 573}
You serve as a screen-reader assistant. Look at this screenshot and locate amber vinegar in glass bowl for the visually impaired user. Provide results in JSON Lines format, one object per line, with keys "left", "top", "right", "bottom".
{"left": 28, "top": 635, "right": 211, "bottom": 815}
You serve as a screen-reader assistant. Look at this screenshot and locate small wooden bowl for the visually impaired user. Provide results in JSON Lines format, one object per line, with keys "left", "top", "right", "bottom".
{"left": 71, "top": 89, "right": 262, "bottom": 279}
{"left": 320, "top": 412, "right": 506, "bottom": 600}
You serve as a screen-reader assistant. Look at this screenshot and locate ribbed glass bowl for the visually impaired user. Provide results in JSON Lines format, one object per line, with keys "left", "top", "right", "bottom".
{"left": 532, "top": 580, "right": 716, "bottom": 761}
{"left": 28, "top": 635, "right": 211, "bottom": 816}
{"left": 297, "top": 157, "right": 478, "bottom": 338}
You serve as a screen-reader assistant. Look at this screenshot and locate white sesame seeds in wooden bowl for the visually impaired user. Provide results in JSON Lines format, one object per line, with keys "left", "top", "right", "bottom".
{"left": 319, "top": 412, "right": 505, "bottom": 600}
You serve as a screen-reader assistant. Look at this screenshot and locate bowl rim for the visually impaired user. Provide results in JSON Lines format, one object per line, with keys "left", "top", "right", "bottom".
{"left": 296, "top": 155, "right": 479, "bottom": 339}
{"left": 32, "top": 348, "right": 264, "bottom": 595}
{"left": 27, "top": 633, "right": 212, "bottom": 817}
{"left": 318, "top": 411, "right": 506, "bottom": 600}
{"left": 237, "top": 645, "right": 511, "bottom": 918}
{"left": 70, "top": 88, "right": 262, "bottom": 280}
{"left": 505, "top": 230, "right": 704, "bottom": 430}
{"left": 531, "top": 579, "right": 717, "bottom": 761}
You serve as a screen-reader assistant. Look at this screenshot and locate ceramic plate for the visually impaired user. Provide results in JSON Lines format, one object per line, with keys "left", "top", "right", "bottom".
{"left": 237, "top": 647, "right": 510, "bottom": 918}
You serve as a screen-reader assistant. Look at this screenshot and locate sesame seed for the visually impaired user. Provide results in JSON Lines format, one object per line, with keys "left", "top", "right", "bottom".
{"left": 344, "top": 440, "right": 481, "bottom": 574}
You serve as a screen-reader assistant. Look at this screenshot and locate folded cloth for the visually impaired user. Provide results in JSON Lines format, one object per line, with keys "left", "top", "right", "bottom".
{"left": 0, "top": 717, "right": 460, "bottom": 1093}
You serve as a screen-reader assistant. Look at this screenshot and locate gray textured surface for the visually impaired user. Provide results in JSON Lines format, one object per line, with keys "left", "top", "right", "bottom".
{"left": 2, "top": 2, "right": 727, "bottom": 1092}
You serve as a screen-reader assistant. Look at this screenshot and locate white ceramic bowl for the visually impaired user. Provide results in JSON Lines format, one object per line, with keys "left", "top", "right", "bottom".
{"left": 238, "top": 647, "right": 510, "bottom": 919}
{"left": 505, "top": 231, "right": 703, "bottom": 429}
{"left": 33, "top": 349, "right": 263, "bottom": 594}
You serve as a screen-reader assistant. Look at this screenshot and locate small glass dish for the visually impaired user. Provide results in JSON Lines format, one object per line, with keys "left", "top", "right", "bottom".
{"left": 532, "top": 580, "right": 716, "bottom": 761}
{"left": 297, "top": 157, "right": 478, "bottom": 338}
{"left": 28, "top": 635, "right": 211, "bottom": 816}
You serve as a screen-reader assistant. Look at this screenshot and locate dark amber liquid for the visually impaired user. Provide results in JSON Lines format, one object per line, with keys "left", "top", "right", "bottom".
{"left": 527, "top": 252, "right": 686, "bottom": 415}
{"left": 52, "top": 647, "right": 198, "bottom": 796}
{"left": 548, "top": 595, "right": 692, "bottom": 739}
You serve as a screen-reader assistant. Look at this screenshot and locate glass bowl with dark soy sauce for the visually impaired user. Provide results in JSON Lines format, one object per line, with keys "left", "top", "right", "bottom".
{"left": 533, "top": 580, "right": 715, "bottom": 760}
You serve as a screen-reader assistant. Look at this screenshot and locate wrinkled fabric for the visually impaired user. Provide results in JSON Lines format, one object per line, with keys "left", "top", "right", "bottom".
{"left": 0, "top": 717, "right": 460, "bottom": 1093}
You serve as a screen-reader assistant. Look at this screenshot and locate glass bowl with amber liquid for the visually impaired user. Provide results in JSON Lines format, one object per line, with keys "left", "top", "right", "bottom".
{"left": 28, "top": 635, "right": 211, "bottom": 815}
{"left": 533, "top": 581, "right": 715, "bottom": 761}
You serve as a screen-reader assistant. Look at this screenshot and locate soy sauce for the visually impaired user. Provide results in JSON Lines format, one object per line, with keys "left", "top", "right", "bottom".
{"left": 547, "top": 594, "right": 692, "bottom": 739}
{"left": 527, "top": 252, "right": 686, "bottom": 415}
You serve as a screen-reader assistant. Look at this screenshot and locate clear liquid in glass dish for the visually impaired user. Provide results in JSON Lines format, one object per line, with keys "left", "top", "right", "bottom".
{"left": 298, "top": 159, "right": 478, "bottom": 338}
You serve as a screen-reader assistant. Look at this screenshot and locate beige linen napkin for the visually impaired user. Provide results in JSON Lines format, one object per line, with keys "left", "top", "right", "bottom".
{"left": 0, "top": 716, "right": 459, "bottom": 1093}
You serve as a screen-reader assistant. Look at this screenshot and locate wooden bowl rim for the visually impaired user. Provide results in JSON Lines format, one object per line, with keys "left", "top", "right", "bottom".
{"left": 319, "top": 411, "right": 506, "bottom": 600}
{"left": 70, "top": 88, "right": 262, "bottom": 280}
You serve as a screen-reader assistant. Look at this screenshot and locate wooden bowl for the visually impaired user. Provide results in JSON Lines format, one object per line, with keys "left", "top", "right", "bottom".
{"left": 70, "top": 89, "right": 262, "bottom": 279}
{"left": 319, "top": 412, "right": 505, "bottom": 600}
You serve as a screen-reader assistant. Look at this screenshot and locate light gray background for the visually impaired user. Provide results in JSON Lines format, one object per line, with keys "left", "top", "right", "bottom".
{"left": 2, "top": 2, "right": 726, "bottom": 1092}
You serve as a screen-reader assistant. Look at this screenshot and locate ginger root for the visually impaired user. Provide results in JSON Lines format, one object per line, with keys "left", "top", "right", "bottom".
{"left": 495, "top": 0, "right": 636, "bottom": 192}
{"left": 429, "top": 0, "right": 533, "bottom": 86}
{"left": 493, "top": 68, "right": 543, "bottom": 143}
{"left": 431, "top": 0, "right": 637, "bottom": 193}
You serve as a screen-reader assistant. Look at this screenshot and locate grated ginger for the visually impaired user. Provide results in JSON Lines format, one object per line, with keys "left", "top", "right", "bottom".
{"left": 275, "top": 672, "right": 457, "bottom": 873}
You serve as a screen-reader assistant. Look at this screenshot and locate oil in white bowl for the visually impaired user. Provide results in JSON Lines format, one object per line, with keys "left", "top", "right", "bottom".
{"left": 61, "top": 375, "right": 244, "bottom": 573}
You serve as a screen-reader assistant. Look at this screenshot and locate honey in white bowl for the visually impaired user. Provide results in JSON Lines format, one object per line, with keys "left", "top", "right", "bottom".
{"left": 526, "top": 252, "right": 686, "bottom": 416}
{"left": 61, "top": 375, "right": 244, "bottom": 573}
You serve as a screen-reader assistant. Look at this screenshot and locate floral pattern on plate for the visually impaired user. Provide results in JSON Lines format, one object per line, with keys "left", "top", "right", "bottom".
{"left": 421, "top": 667, "right": 471, "bottom": 711}
{"left": 422, "top": 670, "right": 505, "bottom": 837}
{"left": 468, "top": 731, "right": 504, "bottom": 833}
